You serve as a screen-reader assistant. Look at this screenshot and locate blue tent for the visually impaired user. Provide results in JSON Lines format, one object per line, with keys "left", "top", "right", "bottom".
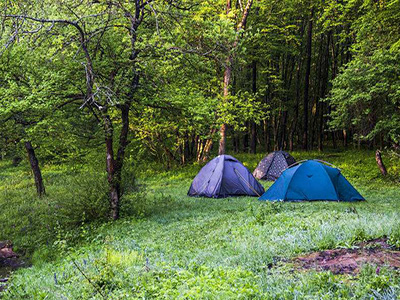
{"left": 259, "top": 160, "right": 364, "bottom": 202}
{"left": 188, "top": 155, "right": 265, "bottom": 198}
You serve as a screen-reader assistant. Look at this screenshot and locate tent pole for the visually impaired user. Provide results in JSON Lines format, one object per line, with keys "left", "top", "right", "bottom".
{"left": 234, "top": 168, "right": 261, "bottom": 197}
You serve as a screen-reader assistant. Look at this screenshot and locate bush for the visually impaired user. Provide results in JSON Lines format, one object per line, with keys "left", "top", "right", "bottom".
{"left": 52, "top": 171, "right": 109, "bottom": 226}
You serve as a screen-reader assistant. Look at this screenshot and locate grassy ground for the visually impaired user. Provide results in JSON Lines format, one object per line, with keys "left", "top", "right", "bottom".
{"left": 1, "top": 150, "right": 400, "bottom": 299}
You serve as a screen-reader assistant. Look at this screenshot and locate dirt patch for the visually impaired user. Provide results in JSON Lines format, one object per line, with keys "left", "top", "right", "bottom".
{"left": 295, "top": 238, "right": 400, "bottom": 274}
{"left": 0, "top": 241, "right": 25, "bottom": 292}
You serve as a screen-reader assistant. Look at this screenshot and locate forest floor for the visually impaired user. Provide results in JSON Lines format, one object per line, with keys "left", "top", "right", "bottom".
{"left": 0, "top": 149, "right": 400, "bottom": 299}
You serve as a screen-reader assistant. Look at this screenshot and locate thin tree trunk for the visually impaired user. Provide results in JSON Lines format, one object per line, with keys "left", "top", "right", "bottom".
{"left": 273, "top": 114, "right": 280, "bottom": 150}
{"left": 218, "top": 0, "right": 253, "bottom": 155}
{"left": 24, "top": 141, "right": 45, "bottom": 197}
{"left": 232, "top": 132, "right": 238, "bottom": 152}
{"left": 103, "top": 114, "right": 119, "bottom": 220}
{"left": 302, "top": 8, "right": 314, "bottom": 150}
{"left": 311, "top": 37, "right": 324, "bottom": 149}
{"left": 290, "top": 60, "right": 302, "bottom": 151}
{"left": 318, "top": 33, "right": 331, "bottom": 151}
{"left": 280, "top": 111, "right": 288, "bottom": 150}
{"left": 329, "top": 30, "right": 339, "bottom": 149}
{"left": 202, "top": 139, "right": 214, "bottom": 161}
{"left": 333, "top": 131, "right": 337, "bottom": 149}
{"left": 250, "top": 123, "right": 256, "bottom": 153}
{"left": 219, "top": 53, "right": 232, "bottom": 155}
{"left": 250, "top": 60, "right": 257, "bottom": 154}
{"left": 375, "top": 150, "right": 387, "bottom": 176}
{"left": 289, "top": 19, "right": 305, "bottom": 151}
{"left": 281, "top": 55, "right": 294, "bottom": 151}
{"left": 183, "top": 132, "right": 190, "bottom": 164}
{"left": 243, "top": 122, "right": 249, "bottom": 152}
{"left": 202, "top": 128, "right": 216, "bottom": 161}
{"left": 343, "top": 129, "right": 347, "bottom": 148}
{"left": 218, "top": 122, "right": 227, "bottom": 155}
{"left": 264, "top": 120, "right": 270, "bottom": 152}
{"left": 196, "top": 139, "right": 205, "bottom": 162}
{"left": 114, "top": 104, "right": 130, "bottom": 194}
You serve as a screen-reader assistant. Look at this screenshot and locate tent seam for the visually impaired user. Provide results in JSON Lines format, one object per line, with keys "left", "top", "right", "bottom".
{"left": 213, "top": 156, "right": 225, "bottom": 197}
{"left": 282, "top": 165, "right": 299, "bottom": 200}
{"left": 318, "top": 162, "right": 340, "bottom": 200}
{"left": 196, "top": 157, "right": 220, "bottom": 196}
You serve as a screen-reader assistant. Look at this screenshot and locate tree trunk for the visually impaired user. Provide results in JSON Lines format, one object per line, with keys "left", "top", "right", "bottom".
{"left": 264, "top": 120, "right": 270, "bottom": 152}
{"left": 273, "top": 114, "right": 280, "bottom": 150}
{"left": 201, "top": 128, "right": 216, "bottom": 161}
{"left": 183, "top": 132, "right": 190, "bottom": 164}
{"left": 289, "top": 19, "right": 305, "bottom": 152}
{"left": 302, "top": 8, "right": 314, "bottom": 150}
{"left": 103, "top": 114, "right": 119, "bottom": 220}
{"left": 318, "top": 33, "right": 331, "bottom": 151}
{"left": 218, "top": 0, "right": 253, "bottom": 155}
{"left": 290, "top": 60, "right": 302, "bottom": 151}
{"left": 219, "top": 52, "right": 232, "bottom": 155}
{"left": 250, "top": 60, "right": 257, "bottom": 154}
{"left": 218, "top": 122, "right": 227, "bottom": 155}
{"left": 232, "top": 132, "right": 238, "bottom": 152}
{"left": 202, "top": 138, "right": 214, "bottom": 161}
{"left": 332, "top": 131, "right": 337, "bottom": 149}
{"left": 311, "top": 37, "right": 324, "bottom": 149}
{"left": 24, "top": 141, "right": 45, "bottom": 197}
{"left": 196, "top": 138, "right": 205, "bottom": 162}
{"left": 115, "top": 104, "right": 130, "bottom": 189}
{"left": 343, "top": 129, "right": 347, "bottom": 148}
{"left": 250, "top": 123, "right": 256, "bottom": 153}
{"left": 243, "top": 122, "right": 249, "bottom": 152}
{"left": 280, "top": 110, "right": 288, "bottom": 150}
{"left": 375, "top": 150, "right": 387, "bottom": 176}
{"left": 281, "top": 55, "right": 295, "bottom": 151}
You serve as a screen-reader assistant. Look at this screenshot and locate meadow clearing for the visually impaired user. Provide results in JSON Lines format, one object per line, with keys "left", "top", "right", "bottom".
{"left": 1, "top": 150, "right": 400, "bottom": 299}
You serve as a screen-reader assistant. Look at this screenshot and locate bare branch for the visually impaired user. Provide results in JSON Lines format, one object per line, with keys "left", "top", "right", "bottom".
{"left": 148, "top": 2, "right": 160, "bottom": 35}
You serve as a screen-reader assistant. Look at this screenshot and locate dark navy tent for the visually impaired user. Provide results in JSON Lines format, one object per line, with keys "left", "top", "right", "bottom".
{"left": 259, "top": 160, "right": 364, "bottom": 202}
{"left": 253, "top": 151, "right": 296, "bottom": 181}
{"left": 188, "top": 155, "right": 265, "bottom": 198}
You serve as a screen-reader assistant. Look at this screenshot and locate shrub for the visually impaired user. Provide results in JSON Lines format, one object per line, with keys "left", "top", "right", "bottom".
{"left": 51, "top": 171, "right": 109, "bottom": 226}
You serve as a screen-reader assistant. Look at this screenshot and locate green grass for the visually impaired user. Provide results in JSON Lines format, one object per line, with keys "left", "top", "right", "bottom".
{"left": 1, "top": 150, "right": 400, "bottom": 299}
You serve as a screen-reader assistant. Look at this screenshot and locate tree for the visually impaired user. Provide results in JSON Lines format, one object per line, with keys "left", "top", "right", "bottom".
{"left": 2, "top": 0, "right": 185, "bottom": 219}
{"left": 327, "top": 0, "right": 400, "bottom": 149}
{"left": 327, "top": 49, "right": 400, "bottom": 148}
{"left": 302, "top": 7, "right": 314, "bottom": 150}
{"left": 218, "top": 0, "right": 254, "bottom": 155}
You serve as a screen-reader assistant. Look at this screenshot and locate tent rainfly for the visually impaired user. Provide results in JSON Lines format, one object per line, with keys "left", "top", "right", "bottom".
{"left": 259, "top": 160, "right": 365, "bottom": 202}
{"left": 188, "top": 155, "right": 265, "bottom": 198}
